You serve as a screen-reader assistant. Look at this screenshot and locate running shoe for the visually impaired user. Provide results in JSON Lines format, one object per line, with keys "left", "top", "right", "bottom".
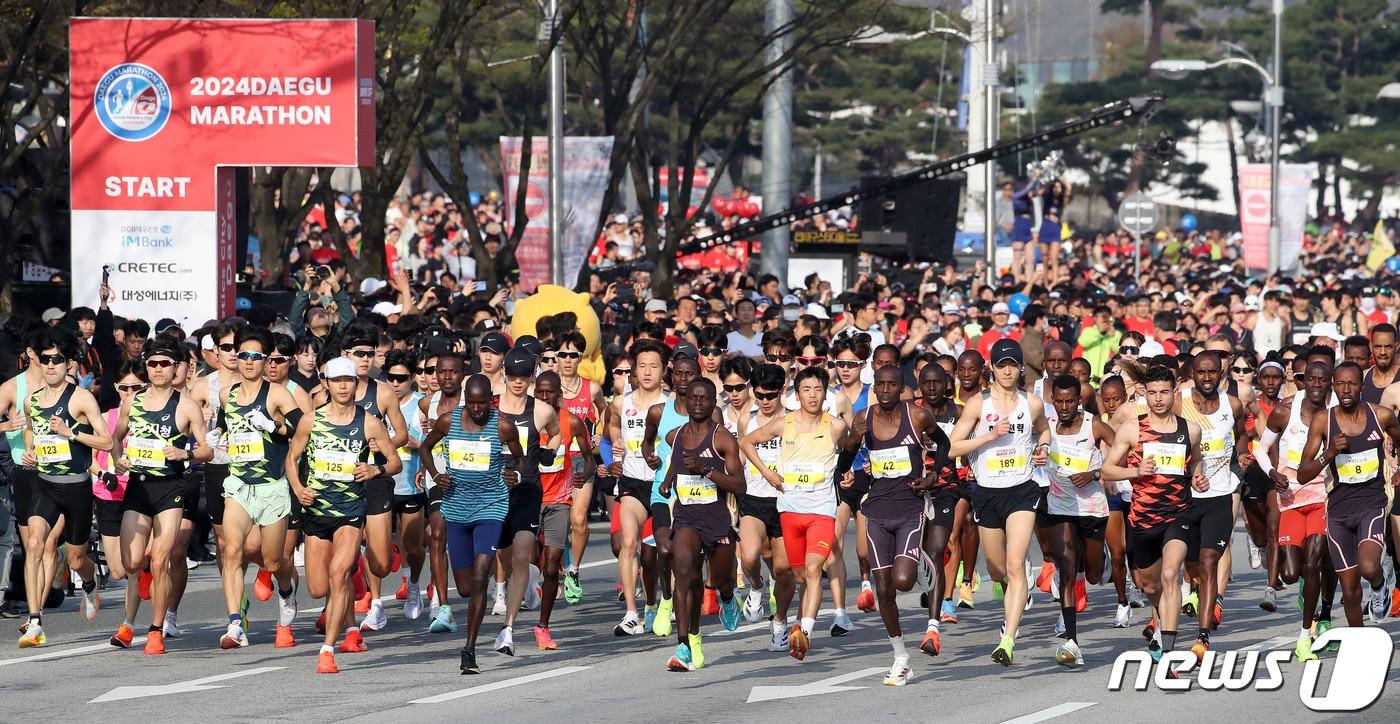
{"left": 1190, "top": 631, "right": 1210, "bottom": 664}
{"left": 459, "top": 647, "right": 479, "bottom": 674}
{"left": 940, "top": 599, "right": 958, "bottom": 623}
{"left": 315, "top": 609, "right": 328, "bottom": 634}
{"left": 701, "top": 587, "right": 720, "bottom": 616}
{"left": 768, "top": 624, "right": 789, "bottom": 652}
{"left": 491, "top": 587, "right": 507, "bottom": 616}
{"left": 788, "top": 626, "right": 810, "bottom": 660}
{"left": 743, "top": 586, "right": 766, "bottom": 623}
{"left": 17, "top": 622, "right": 44, "bottom": 648}
{"left": 534, "top": 625, "right": 557, "bottom": 650}
{"left": 1370, "top": 585, "right": 1391, "bottom": 624}
{"left": 138, "top": 567, "right": 153, "bottom": 601}
{"left": 1259, "top": 586, "right": 1278, "bottom": 613}
{"left": 254, "top": 568, "right": 274, "bottom": 602}
{"left": 1074, "top": 575, "right": 1087, "bottom": 613}
{"left": 1055, "top": 639, "right": 1084, "bottom": 668}
{"left": 718, "top": 592, "right": 741, "bottom": 631}
{"left": 957, "top": 581, "right": 975, "bottom": 609}
{"left": 614, "top": 612, "right": 644, "bottom": 636}
{"left": 404, "top": 584, "right": 424, "bottom": 621}
{"left": 1391, "top": 589, "right": 1400, "bottom": 619}
{"left": 109, "top": 623, "right": 134, "bottom": 649}
{"left": 494, "top": 626, "right": 515, "bottom": 656}
{"left": 857, "top": 586, "right": 876, "bottom": 613}
{"left": 1211, "top": 596, "right": 1224, "bottom": 628}
{"left": 360, "top": 600, "right": 388, "bottom": 631}
{"left": 563, "top": 570, "right": 583, "bottom": 605}
{"left": 650, "top": 600, "right": 670, "bottom": 636}
{"left": 429, "top": 605, "right": 458, "bottom": 633}
{"left": 667, "top": 643, "right": 693, "bottom": 671}
{"left": 274, "top": 624, "right": 296, "bottom": 648}
{"left": 318, "top": 650, "right": 339, "bottom": 674}
{"left": 688, "top": 633, "right": 705, "bottom": 669}
{"left": 991, "top": 634, "right": 1014, "bottom": 666}
{"left": 1113, "top": 603, "right": 1131, "bottom": 628}
{"left": 524, "top": 565, "right": 542, "bottom": 610}
{"left": 919, "top": 591, "right": 929, "bottom": 609}
{"left": 82, "top": 588, "right": 101, "bottom": 622}
{"left": 993, "top": 578, "right": 1006, "bottom": 601}
{"left": 1036, "top": 561, "right": 1056, "bottom": 593}
{"left": 162, "top": 613, "right": 182, "bottom": 639}
{"left": 1127, "top": 583, "right": 1148, "bottom": 608}
{"left": 143, "top": 629, "right": 164, "bottom": 655}
{"left": 395, "top": 575, "right": 408, "bottom": 600}
{"left": 1295, "top": 631, "right": 1318, "bottom": 662}
{"left": 339, "top": 628, "right": 367, "bottom": 653}
{"left": 1316, "top": 619, "right": 1338, "bottom": 652}
{"left": 1148, "top": 646, "right": 1178, "bottom": 679}
{"left": 883, "top": 654, "right": 911, "bottom": 686}
{"left": 830, "top": 610, "right": 855, "bottom": 636}
{"left": 391, "top": 544, "right": 401, "bottom": 573}
{"left": 1054, "top": 611, "right": 1067, "bottom": 638}
{"left": 355, "top": 591, "right": 372, "bottom": 615}
{"left": 240, "top": 592, "right": 251, "bottom": 632}
{"left": 1247, "top": 538, "right": 1262, "bottom": 569}
{"left": 1181, "top": 591, "right": 1199, "bottom": 618}
{"left": 1142, "top": 616, "right": 1157, "bottom": 643}
{"left": 970, "top": 567, "right": 981, "bottom": 592}
{"left": 1049, "top": 570, "right": 1061, "bottom": 602}
{"left": 615, "top": 582, "right": 625, "bottom": 601}
{"left": 220, "top": 623, "right": 249, "bottom": 649}
{"left": 278, "top": 581, "right": 299, "bottom": 627}
{"left": 769, "top": 586, "right": 778, "bottom": 617}
{"left": 919, "top": 627, "right": 941, "bottom": 656}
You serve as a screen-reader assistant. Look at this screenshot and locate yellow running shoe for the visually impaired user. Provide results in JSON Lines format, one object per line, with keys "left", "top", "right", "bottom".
{"left": 688, "top": 632, "right": 704, "bottom": 669}
{"left": 653, "top": 597, "right": 674, "bottom": 637}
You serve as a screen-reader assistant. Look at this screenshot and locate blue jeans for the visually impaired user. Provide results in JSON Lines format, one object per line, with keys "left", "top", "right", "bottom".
{"left": 0, "top": 484, "right": 16, "bottom": 593}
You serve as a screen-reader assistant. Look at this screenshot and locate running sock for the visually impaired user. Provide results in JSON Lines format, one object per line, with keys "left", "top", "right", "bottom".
{"left": 82, "top": 579, "right": 97, "bottom": 594}
{"left": 320, "top": 644, "right": 334, "bottom": 654}
{"left": 1318, "top": 596, "right": 1333, "bottom": 621}
{"left": 800, "top": 617, "right": 815, "bottom": 635}
{"left": 926, "top": 618, "right": 940, "bottom": 633}
{"left": 861, "top": 580, "right": 873, "bottom": 592}
{"left": 1061, "top": 605, "right": 1077, "bottom": 642}
{"left": 889, "top": 635, "right": 906, "bottom": 657}
{"left": 566, "top": 563, "right": 579, "bottom": 575}
{"left": 1162, "top": 629, "right": 1177, "bottom": 652}
{"left": 720, "top": 591, "right": 734, "bottom": 603}
{"left": 279, "top": 584, "right": 294, "bottom": 599}
{"left": 29, "top": 615, "right": 42, "bottom": 627}
{"left": 148, "top": 625, "right": 161, "bottom": 634}
{"left": 772, "top": 619, "right": 786, "bottom": 636}
{"left": 1300, "top": 627, "right": 1310, "bottom": 638}
{"left": 228, "top": 614, "right": 241, "bottom": 626}
{"left": 833, "top": 607, "right": 847, "bottom": 619}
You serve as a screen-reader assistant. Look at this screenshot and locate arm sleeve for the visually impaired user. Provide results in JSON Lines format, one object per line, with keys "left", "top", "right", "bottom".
{"left": 1254, "top": 425, "right": 1279, "bottom": 476}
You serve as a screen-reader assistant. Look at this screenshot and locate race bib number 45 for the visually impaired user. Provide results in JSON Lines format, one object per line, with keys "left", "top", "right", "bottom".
{"left": 448, "top": 439, "right": 491, "bottom": 472}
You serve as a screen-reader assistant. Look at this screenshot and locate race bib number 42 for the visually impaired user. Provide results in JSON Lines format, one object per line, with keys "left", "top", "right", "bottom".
{"left": 869, "top": 447, "right": 913, "bottom": 479}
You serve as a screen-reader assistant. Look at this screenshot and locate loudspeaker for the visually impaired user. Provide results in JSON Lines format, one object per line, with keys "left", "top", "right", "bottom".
{"left": 858, "top": 177, "right": 960, "bottom": 263}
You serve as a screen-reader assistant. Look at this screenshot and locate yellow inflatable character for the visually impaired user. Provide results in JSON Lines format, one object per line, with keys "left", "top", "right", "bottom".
{"left": 509, "top": 284, "right": 605, "bottom": 383}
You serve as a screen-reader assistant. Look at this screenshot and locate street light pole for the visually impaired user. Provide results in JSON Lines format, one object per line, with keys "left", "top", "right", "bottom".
{"left": 1267, "top": 0, "right": 1283, "bottom": 277}
{"left": 760, "top": 0, "right": 794, "bottom": 286}
{"left": 979, "top": 0, "right": 997, "bottom": 286}
{"left": 547, "top": 0, "right": 566, "bottom": 288}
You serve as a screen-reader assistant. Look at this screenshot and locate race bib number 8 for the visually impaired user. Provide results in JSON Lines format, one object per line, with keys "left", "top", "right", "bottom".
{"left": 1335, "top": 449, "right": 1379, "bottom": 485}
{"left": 448, "top": 439, "right": 491, "bottom": 472}
{"left": 312, "top": 449, "right": 357, "bottom": 482}
{"left": 783, "top": 461, "right": 826, "bottom": 491}
{"left": 869, "top": 447, "right": 913, "bottom": 478}
{"left": 677, "top": 474, "right": 717, "bottom": 505}
{"left": 128, "top": 437, "right": 167, "bottom": 468}
{"left": 1141, "top": 442, "right": 1186, "bottom": 476}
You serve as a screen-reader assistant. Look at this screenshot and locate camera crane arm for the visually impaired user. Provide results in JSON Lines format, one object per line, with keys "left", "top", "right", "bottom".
{"left": 680, "top": 93, "right": 1166, "bottom": 256}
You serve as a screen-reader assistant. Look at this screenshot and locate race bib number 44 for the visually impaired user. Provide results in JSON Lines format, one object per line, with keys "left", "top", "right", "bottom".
{"left": 676, "top": 474, "right": 717, "bottom": 505}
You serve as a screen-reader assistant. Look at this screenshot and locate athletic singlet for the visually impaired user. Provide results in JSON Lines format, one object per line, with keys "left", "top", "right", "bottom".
{"left": 1325, "top": 403, "right": 1388, "bottom": 510}
{"left": 222, "top": 383, "right": 287, "bottom": 483}
{"left": 442, "top": 407, "right": 507, "bottom": 524}
{"left": 1277, "top": 395, "right": 1326, "bottom": 511}
{"left": 1126, "top": 415, "right": 1191, "bottom": 529}
{"left": 721, "top": 402, "right": 751, "bottom": 440}
{"left": 1180, "top": 390, "right": 1235, "bottom": 498}
{"left": 652, "top": 399, "right": 689, "bottom": 502}
{"left": 356, "top": 379, "right": 387, "bottom": 465}
{"left": 303, "top": 406, "right": 370, "bottom": 518}
{"left": 5, "top": 372, "right": 30, "bottom": 465}
{"left": 206, "top": 371, "right": 231, "bottom": 465}
{"left": 423, "top": 389, "right": 463, "bottom": 476}
{"left": 620, "top": 391, "right": 667, "bottom": 480}
{"left": 743, "top": 409, "right": 782, "bottom": 498}
{"left": 1033, "top": 376, "right": 1059, "bottom": 425}
{"left": 669, "top": 422, "right": 730, "bottom": 539}
{"left": 92, "top": 407, "right": 129, "bottom": 501}
{"left": 969, "top": 391, "right": 1034, "bottom": 490}
{"left": 915, "top": 399, "right": 961, "bottom": 490}
{"left": 499, "top": 396, "right": 542, "bottom": 492}
{"left": 860, "top": 403, "right": 925, "bottom": 520}
{"left": 28, "top": 384, "right": 91, "bottom": 481}
{"left": 776, "top": 413, "right": 838, "bottom": 516}
{"left": 540, "top": 407, "right": 574, "bottom": 506}
{"left": 1361, "top": 367, "right": 1393, "bottom": 406}
{"left": 1045, "top": 414, "right": 1107, "bottom": 517}
{"left": 562, "top": 378, "right": 595, "bottom": 455}
{"left": 126, "top": 388, "right": 188, "bottom": 478}
{"left": 393, "top": 391, "right": 424, "bottom": 496}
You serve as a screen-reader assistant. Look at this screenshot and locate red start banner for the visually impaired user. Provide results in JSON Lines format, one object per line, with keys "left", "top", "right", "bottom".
{"left": 69, "top": 17, "right": 375, "bottom": 326}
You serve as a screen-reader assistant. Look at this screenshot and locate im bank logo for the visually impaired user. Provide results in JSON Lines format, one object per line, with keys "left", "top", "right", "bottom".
{"left": 94, "top": 63, "right": 171, "bottom": 142}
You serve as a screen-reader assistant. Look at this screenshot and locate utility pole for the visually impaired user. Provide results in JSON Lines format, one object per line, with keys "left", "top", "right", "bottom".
{"left": 1267, "top": 0, "right": 1283, "bottom": 276}
{"left": 760, "top": 0, "right": 793, "bottom": 286}
{"left": 546, "top": 0, "right": 566, "bottom": 287}
{"left": 966, "top": 0, "right": 997, "bottom": 285}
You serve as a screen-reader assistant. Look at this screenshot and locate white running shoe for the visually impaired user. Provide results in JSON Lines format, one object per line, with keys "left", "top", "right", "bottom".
{"left": 768, "top": 624, "right": 790, "bottom": 652}
{"left": 494, "top": 626, "right": 515, "bottom": 656}
{"left": 404, "top": 584, "right": 424, "bottom": 621}
{"left": 614, "top": 613, "right": 644, "bottom": 636}
{"left": 523, "top": 565, "right": 542, "bottom": 610}
{"left": 162, "top": 613, "right": 183, "bottom": 638}
{"left": 1127, "top": 583, "right": 1148, "bottom": 609}
{"left": 1247, "top": 539, "right": 1262, "bottom": 569}
{"left": 1114, "top": 603, "right": 1132, "bottom": 628}
{"left": 883, "top": 654, "right": 912, "bottom": 686}
{"left": 743, "top": 587, "right": 766, "bottom": 623}
{"left": 1370, "top": 584, "right": 1391, "bottom": 624}
{"left": 1050, "top": 571, "right": 1061, "bottom": 602}
{"left": 293, "top": 543, "right": 304, "bottom": 569}
{"left": 82, "top": 588, "right": 101, "bottom": 622}
{"left": 219, "top": 623, "right": 249, "bottom": 649}
{"left": 1259, "top": 586, "right": 1278, "bottom": 613}
{"left": 830, "top": 610, "right": 856, "bottom": 636}
{"left": 1055, "top": 640, "right": 1084, "bottom": 667}
{"left": 491, "top": 587, "right": 508, "bottom": 616}
{"left": 360, "top": 600, "right": 388, "bottom": 631}
{"left": 277, "top": 582, "right": 298, "bottom": 627}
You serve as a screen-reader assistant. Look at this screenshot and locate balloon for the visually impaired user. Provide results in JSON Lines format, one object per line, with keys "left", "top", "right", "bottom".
{"left": 468, "top": 192, "right": 482, "bottom": 207}
{"left": 1180, "top": 213, "right": 1198, "bottom": 232}
{"left": 1008, "top": 293, "right": 1030, "bottom": 317}
{"left": 1386, "top": 256, "right": 1400, "bottom": 274}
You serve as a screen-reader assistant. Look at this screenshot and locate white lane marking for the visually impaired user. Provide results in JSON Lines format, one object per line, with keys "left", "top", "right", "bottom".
{"left": 0, "top": 637, "right": 148, "bottom": 667}
{"left": 746, "top": 666, "right": 887, "bottom": 703}
{"left": 1240, "top": 634, "right": 1297, "bottom": 651}
{"left": 999, "top": 702, "right": 1097, "bottom": 724}
{"left": 89, "top": 666, "right": 285, "bottom": 703}
{"left": 578, "top": 558, "right": 617, "bottom": 570}
{"left": 409, "top": 665, "right": 591, "bottom": 704}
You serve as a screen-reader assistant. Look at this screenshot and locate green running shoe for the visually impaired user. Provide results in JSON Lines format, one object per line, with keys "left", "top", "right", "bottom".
{"left": 991, "top": 634, "right": 1014, "bottom": 666}
{"left": 653, "top": 598, "right": 673, "bottom": 636}
{"left": 1181, "top": 591, "right": 1199, "bottom": 618}
{"left": 1316, "top": 619, "right": 1338, "bottom": 652}
{"left": 688, "top": 632, "right": 705, "bottom": 669}
{"left": 563, "top": 570, "right": 583, "bottom": 605}
{"left": 993, "top": 579, "right": 1006, "bottom": 602}
{"left": 1295, "top": 632, "right": 1318, "bottom": 662}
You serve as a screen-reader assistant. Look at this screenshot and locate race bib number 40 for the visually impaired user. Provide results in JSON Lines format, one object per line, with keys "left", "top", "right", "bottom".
{"left": 783, "top": 461, "right": 827, "bottom": 492}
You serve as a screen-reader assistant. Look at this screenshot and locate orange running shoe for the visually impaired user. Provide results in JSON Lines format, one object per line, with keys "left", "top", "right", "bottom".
{"left": 701, "top": 587, "right": 719, "bottom": 616}
{"left": 1390, "top": 589, "right": 1400, "bottom": 619}
{"left": 1074, "top": 577, "right": 1088, "bottom": 614}
{"left": 274, "top": 624, "right": 296, "bottom": 648}
{"left": 254, "top": 568, "right": 274, "bottom": 602}
{"left": 354, "top": 592, "right": 371, "bottom": 614}
{"left": 315, "top": 609, "right": 328, "bottom": 634}
{"left": 109, "top": 623, "right": 134, "bottom": 649}
{"left": 143, "top": 630, "right": 166, "bottom": 655}
{"left": 339, "top": 628, "right": 367, "bottom": 653}
{"left": 138, "top": 568, "right": 153, "bottom": 601}
{"left": 317, "top": 650, "right": 339, "bottom": 674}
{"left": 856, "top": 587, "right": 876, "bottom": 613}
{"left": 1036, "top": 561, "right": 1056, "bottom": 593}
{"left": 391, "top": 545, "right": 401, "bottom": 573}
{"left": 534, "top": 625, "right": 558, "bottom": 650}
{"left": 919, "top": 628, "right": 942, "bottom": 656}
{"left": 788, "top": 625, "right": 810, "bottom": 661}
{"left": 395, "top": 575, "right": 409, "bottom": 601}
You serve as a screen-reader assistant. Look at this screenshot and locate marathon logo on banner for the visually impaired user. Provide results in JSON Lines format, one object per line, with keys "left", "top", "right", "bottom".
{"left": 21, "top": 261, "right": 63, "bottom": 283}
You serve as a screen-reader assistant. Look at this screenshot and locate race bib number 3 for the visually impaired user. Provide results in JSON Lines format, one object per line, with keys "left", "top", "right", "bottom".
{"left": 128, "top": 437, "right": 167, "bottom": 468}
{"left": 1049, "top": 444, "right": 1092, "bottom": 473}
{"left": 228, "top": 431, "right": 264, "bottom": 463}
{"left": 1141, "top": 442, "right": 1186, "bottom": 476}
{"left": 869, "top": 447, "right": 913, "bottom": 478}
{"left": 677, "top": 474, "right": 717, "bottom": 505}
{"left": 448, "top": 439, "right": 491, "bottom": 472}
{"left": 312, "top": 449, "right": 357, "bottom": 482}
{"left": 783, "top": 461, "right": 826, "bottom": 492}
{"left": 1335, "top": 449, "right": 1379, "bottom": 485}
{"left": 34, "top": 434, "right": 71, "bottom": 464}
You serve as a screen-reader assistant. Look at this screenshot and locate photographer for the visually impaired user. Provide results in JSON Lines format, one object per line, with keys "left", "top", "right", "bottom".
{"left": 289, "top": 261, "right": 356, "bottom": 342}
